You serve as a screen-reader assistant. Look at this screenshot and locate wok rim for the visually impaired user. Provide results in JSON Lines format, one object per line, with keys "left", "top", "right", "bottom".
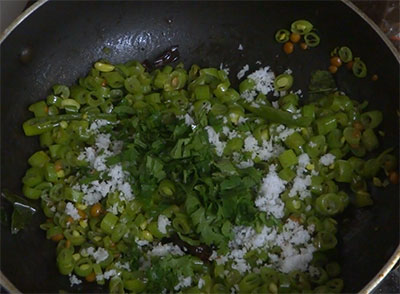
{"left": 0, "top": 0, "right": 399, "bottom": 293}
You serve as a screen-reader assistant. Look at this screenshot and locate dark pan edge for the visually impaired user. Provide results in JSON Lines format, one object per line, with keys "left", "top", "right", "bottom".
{"left": 0, "top": 272, "right": 21, "bottom": 294}
{"left": 0, "top": 0, "right": 47, "bottom": 45}
{"left": 1, "top": 1, "right": 50, "bottom": 292}
{"left": 359, "top": 244, "right": 400, "bottom": 294}
{"left": 343, "top": 0, "right": 400, "bottom": 63}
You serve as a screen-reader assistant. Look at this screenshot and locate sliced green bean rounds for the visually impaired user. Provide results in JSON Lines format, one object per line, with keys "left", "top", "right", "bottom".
{"left": 338, "top": 47, "right": 353, "bottom": 63}
{"left": 95, "top": 62, "right": 115, "bottom": 73}
{"left": 274, "top": 74, "right": 294, "bottom": 91}
{"left": 352, "top": 58, "right": 367, "bottom": 78}
{"left": 19, "top": 50, "right": 393, "bottom": 294}
{"left": 304, "top": 32, "right": 320, "bottom": 47}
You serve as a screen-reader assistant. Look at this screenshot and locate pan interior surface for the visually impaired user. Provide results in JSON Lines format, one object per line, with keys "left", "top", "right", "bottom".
{"left": 1, "top": 1, "right": 399, "bottom": 293}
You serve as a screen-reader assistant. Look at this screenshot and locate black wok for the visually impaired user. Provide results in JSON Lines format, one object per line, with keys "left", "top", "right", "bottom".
{"left": 1, "top": 1, "right": 399, "bottom": 293}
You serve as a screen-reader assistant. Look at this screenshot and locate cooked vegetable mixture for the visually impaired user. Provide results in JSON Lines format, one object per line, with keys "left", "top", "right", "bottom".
{"left": 21, "top": 56, "right": 397, "bottom": 294}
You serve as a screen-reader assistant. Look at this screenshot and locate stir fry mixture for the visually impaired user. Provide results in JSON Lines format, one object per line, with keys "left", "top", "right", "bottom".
{"left": 20, "top": 54, "right": 396, "bottom": 293}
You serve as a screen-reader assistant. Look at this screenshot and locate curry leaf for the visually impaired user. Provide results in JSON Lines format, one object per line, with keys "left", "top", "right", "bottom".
{"left": 308, "top": 70, "right": 337, "bottom": 101}
{"left": 1, "top": 190, "right": 37, "bottom": 234}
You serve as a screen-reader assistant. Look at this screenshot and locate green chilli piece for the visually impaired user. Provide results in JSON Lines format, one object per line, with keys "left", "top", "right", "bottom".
{"left": 22, "top": 167, "right": 43, "bottom": 187}
{"left": 57, "top": 248, "right": 75, "bottom": 275}
{"left": 228, "top": 105, "right": 245, "bottom": 124}
{"left": 343, "top": 127, "right": 361, "bottom": 146}
{"left": 61, "top": 99, "right": 81, "bottom": 112}
{"left": 327, "top": 129, "right": 343, "bottom": 149}
{"left": 64, "top": 229, "right": 86, "bottom": 246}
{"left": 23, "top": 113, "right": 116, "bottom": 136}
{"left": 165, "top": 69, "right": 188, "bottom": 91}
{"left": 302, "top": 104, "right": 316, "bottom": 120}
{"left": 314, "top": 231, "right": 338, "bottom": 250}
{"left": 74, "top": 257, "right": 93, "bottom": 277}
{"left": 305, "top": 135, "right": 326, "bottom": 158}
{"left": 94, "top": 61, "right": 115, "bottom": 72}
{"left": 93, "top": 263, "right": 104, "bottom": 285}
{"left": 29, "top": 101, "right": 48, "bottom": 118}
{"left": 158, "top": 179, "right": 176, "bottom": 197}
{"left": 46, "top": 225, "right": 63, "bottom": 239}
{"left": 124, "top": 279, "right": 146, "bottom": 292}
{"left": 274, "top": 74, "right": 293, "bottom": 91}
{"left": 213, "top": 82, "right": 229, "bottom": 99}
{"left": 275, "top": 29, "right": 290, "bottom": 43}
{"left": 338, "top": 47, "right": 353, "bottom": 63}
{"left": 100, "top": 212, "right": 119, "bottom": 234}
{"left": 194, "top": 85, "right": 211, "bottom": 100}
{"left": 40, "top": 131, "right": 53, "bottom": 147}
{"left": 352, "top": 58, "right": 367, "bottom": 78}
{"left": 53, "top": 85, "right": 70, "bottom": 99}
{"left": 253, "top": 125, "right": 269, "bottom": 143}
{"left": 285, "top": 132, "right": 305, "bottom": 151}
{"left": 310, "top": 267, "right": 329, "bottom": 285}
{"left": 355, "top": 190, "right": 373, "bottom": 207}
{"left": 360, "top": 111, "right": 383, "bottom": 129}
{"left": 278, "top": 149, "right": 298, "bottom": 168}
{"left": 286, "top": 197, "right": 303, "bottom": 213}
{"left": 111, "top": 223, "right": 128, "bottom": 243}
{"left": 102, "top": 72, "right": 125, "bottom": 88}
{"left": 291, "top": 20, "right": 313, "bottom": 35}
{"left": 28, "top": 151, "right": 50, "bottom": 168}
{"left": 330, "top": 47, "right": 339, "bottom": 57}
{"left": 316, "top": 115, "right": 337, "bottom": 136}
{"left": 315, "top": 193, "right": 342, "bottom": 216}
{"left": 242, "top": 103, "right": 312, "bottom": 127}
{"left": 334, "top": 160, "right": 353, "bottom": 183}
{"left": 44, "top": 163, "right": 58, "bottom": 183}
{"left": 304, "top": 32, "right": 320, "bottom": 47}
{"left": 361, "top": 128, "right": 379, "bottom": 152}
{"left": 280, "top": 93, "right": 299, "bottom": 108}
{"left": 239, "top": 78, "right": 256, "bottom": 94}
